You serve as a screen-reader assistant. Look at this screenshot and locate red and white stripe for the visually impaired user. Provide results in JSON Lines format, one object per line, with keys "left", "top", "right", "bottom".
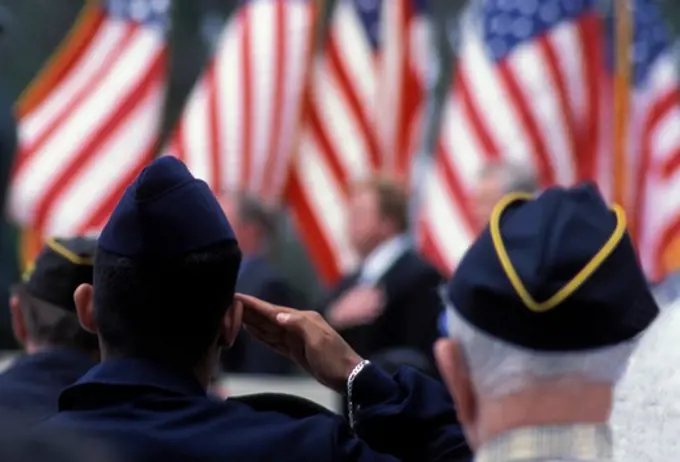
{"left": 288, "top": 0, "right": 429, "bottom": 283}
{"left": 8, "top": 4, "right": 167, "bottom": 237}
{"left": 630, "top": 55, "right": 680, "bottom": 281}
{"left": 418, "top": 12, "right": 603, "bottom": 274}
{"left": 377, "top": 0, "right": 430, "bottom": 178}
{"left": 170, "top": 0, "right": 316, "bottom": 202}
{"left": 287, "top": 0, "right": 381, "bottom": 282}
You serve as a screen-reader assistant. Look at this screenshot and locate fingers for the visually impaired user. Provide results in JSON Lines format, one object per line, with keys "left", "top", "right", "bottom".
{"left": 244, "top": 325, "right": 289, "bottom": 356}
{"left": 236, "top": 293, "right": 294, "bottom": 322}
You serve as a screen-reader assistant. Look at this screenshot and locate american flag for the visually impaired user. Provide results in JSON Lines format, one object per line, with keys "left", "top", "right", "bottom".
{"left": 170, "top": 0, "right": 316, "bottom": 202}
{"left": 9, "top": 0, "right": 169, "bottom": 241}
{"left": 418, "top": 0, "right": 603, "bottom": 273}
{"left": 378, "top": 0, "right": 430, "bottom": 177}
{"left": 624, "top": 0, "right": 680, "bottom": 280}
{"left": 287, "top": 0, "right": 429, "bottom": 283}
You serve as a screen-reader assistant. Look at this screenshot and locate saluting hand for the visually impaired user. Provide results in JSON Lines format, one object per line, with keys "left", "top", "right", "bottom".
{"left": 235, "top": 293, "right": 364, "bottom": 394}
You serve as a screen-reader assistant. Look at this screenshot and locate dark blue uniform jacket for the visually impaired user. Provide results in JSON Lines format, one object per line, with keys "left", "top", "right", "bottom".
{"left": 0, "top": 349, "right": 94, "bottom": 426}
{"left": 39, "top": 358, "right": 471, "bottom": 461}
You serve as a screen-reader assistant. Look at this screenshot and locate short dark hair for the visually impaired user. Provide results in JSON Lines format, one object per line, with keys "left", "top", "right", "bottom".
{"left": 93, "top": 241, "right": 241, "bottom": 366}
{"left": 13, "top": 285, "right": 98, "bottom": 352}
{"left": 354, "top": 176, "right": 409, "bottom": 233}
{"left": 234, "top": 192, "right": 277, "bottom": 239}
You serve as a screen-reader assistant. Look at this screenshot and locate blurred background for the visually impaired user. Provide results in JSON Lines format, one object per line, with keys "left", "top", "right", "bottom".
{"left": 0, "top": 0, "right": 679, "bottom": 398}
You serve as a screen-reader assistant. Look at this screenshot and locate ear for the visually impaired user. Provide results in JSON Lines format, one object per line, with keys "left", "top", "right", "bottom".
{"left": 74, "top": 283, "right": 98, "bottom": 334}
{"left": 220, "top": 298, "right": 243, "bottom": 348}
{"left": 434, "top": 339, "right": 477, "bottom": 428}
{"left": 9, "top": 294, "right": 28, "bottom": 346}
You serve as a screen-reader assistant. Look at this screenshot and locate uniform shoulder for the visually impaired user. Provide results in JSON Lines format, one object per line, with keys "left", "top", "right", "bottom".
{"left": 230, "top": 393, "right": 338, "bottom": 420}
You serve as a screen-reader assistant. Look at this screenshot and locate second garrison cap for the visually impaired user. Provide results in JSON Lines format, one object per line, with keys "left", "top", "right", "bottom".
{"left": 447, "top": 182, "right": 659, "bottom": 351}
{"left": 99, "top": 156, "right": 236, "bottom": 258}
{"left": 24, "top": 236, "right": 97, "bottom": 312}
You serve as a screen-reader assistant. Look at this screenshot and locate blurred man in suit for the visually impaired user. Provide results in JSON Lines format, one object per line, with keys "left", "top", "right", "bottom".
{"left": 321, "top": 177, "right": 443, "bottom": 369}
{"left": 472, "top": 161, "right": 538, "bottom": 231}
{"left": 0, "top": 237, "right": 98, "bottom": 426}
{"left": 218, "top": 191, "right": 297, "bottom": 375}
{"left": 435, "top": 184, "right": 658, "bottom": 461}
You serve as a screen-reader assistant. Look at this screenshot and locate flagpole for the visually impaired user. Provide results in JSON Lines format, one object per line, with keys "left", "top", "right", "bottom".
{"left": 612, "top": 0, "right": 632, "bottom": 214}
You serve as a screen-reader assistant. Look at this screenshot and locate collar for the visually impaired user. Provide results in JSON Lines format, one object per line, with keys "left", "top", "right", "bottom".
{"left": 475, "top": 424, "right": 613, "bottom": 462}
{"left": 61, "top": 358, "right": 207, "bottom": 404}
{"left": 359, "top": 234, "right": 411, "bottom": 285}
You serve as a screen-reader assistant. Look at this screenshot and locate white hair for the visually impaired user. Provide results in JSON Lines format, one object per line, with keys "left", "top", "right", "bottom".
{"left": 446, "top": 306, "right": 638, "bottom": 398}
{"left": 478, "top": 160, "right": 539, "bottom": 195}
{"left": 612, "top": 301, "right": 680, "bottom": 462}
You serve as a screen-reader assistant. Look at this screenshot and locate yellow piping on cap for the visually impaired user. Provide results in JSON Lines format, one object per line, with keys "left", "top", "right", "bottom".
{"left": 489, "top": 192, "right": 627, "bottom": 313}
{"left": 46, "top": 237, "right": 94, "bottom": 266}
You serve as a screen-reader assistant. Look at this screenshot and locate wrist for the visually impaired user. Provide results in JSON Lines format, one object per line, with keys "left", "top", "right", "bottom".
{"left": 327, "top": 354, "right": 363, "bottom": 393}
{"left": 346, "top": 359, "right": 371, "bottom": 428}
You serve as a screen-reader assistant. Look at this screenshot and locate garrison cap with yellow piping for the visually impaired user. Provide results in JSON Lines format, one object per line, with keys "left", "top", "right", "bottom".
{"left": 22, "top": 236, "right": 97, "bottom": 312}
{"left": 447, "top": 182, "right": 659, "bottom": 351}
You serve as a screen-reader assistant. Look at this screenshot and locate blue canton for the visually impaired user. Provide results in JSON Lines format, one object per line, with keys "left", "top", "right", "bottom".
{"left": 350, "top": 0, "right": 383, "bottom": 49}
{"left": 105, "top": 0, "right": 170, "bottom": 29}
{"left": 481, "top": 0, "right": 596, "bottom": 61}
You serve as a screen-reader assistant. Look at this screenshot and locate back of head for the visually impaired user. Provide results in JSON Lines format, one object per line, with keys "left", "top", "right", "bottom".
{"left": 478, "top": 160, "right": 539, "bottom": 195}
{"left": 357, "top": 176, "right": 409, "bottom": 234}
{"left": 348, "top": 176, "right": 409, "bottom": 255}
{"left": 222, "top": 190, "right": 277, "bottom": 253}
{"left": 446, "top": 183, "right": 658, "bottom": 398}
{"left": 14, "top": 237, "right": 98, "bottom": 352}
{"left": 612, "top": 302, "right": 680, "bottom": 462}
{"left": 94, "top": 157, "right": 241, "bottom": 367}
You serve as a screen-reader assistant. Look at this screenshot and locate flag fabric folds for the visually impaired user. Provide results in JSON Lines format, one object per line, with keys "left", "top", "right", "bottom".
{"left": 170, "top": 0, "right": 317, "bottom": 203}
{"left": 287, "top": 0, "right": 429, "bottom": 283}
{"left": 9, "top": 0, "right": 169, "bottom": 242}
{"left": 418, "top": 0, "right": 605, "bottom": 274}
{"left": 624, "top": 0, "right": 680, "bottom": 280}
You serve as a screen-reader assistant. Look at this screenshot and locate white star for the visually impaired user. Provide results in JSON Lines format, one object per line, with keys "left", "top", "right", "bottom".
{"left": 539, "top": 0, "right": 559, "bottom": 24}
{"left": 356, "top": 0, "right": 379, "bottom": 13}
{"left": 130, "top": 0, "right": 151, "bottom": 21}
{"left": 489, "top": 13, "right": 512, "bottom": 36}
{"left": 150, "top": 0, "right": 170, "bottom": 15}
{"left": 512, "top": 16, "right": 533, "bottom": 39}
{"left": 518, "top": 0, "right": 538, "bottom": 16}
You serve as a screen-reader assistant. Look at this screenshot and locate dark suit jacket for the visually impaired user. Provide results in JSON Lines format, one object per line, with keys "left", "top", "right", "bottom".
{"left": 222, "top": 255, "right": 300, "bottom": 375}
{"left": 38, "top": 358, "right": 471, "bottom": 461}
{"left": 320, "top": 250, "right": 445, "bottom": 365}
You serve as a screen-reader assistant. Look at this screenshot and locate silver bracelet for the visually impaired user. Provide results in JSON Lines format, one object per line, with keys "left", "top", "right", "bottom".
{"left": 346, "top": 359, "right": 370, "bottom": 429}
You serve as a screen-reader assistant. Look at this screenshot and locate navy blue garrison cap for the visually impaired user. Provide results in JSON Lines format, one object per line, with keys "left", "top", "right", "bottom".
{"left": 23, "top": 236, "right": 96, "bottom": 312}
{"left": 447, "top": 182, "right": 659, "bottom": 351}
{"left": 98, "top": 156, "right": 236, "bottom": 258}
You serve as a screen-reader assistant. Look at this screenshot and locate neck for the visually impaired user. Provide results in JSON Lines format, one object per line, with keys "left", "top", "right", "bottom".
{"left": 24, "top": 341, "right": 46, "bottom": 355}
{"left": 99, "top": 346, "right": 219, "bottom": 391}
{"left": 477, "top": 381, "right": 613, "bottom": 445}
{"left": 25, "top": 342, "right": 99, "bottom": 362}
